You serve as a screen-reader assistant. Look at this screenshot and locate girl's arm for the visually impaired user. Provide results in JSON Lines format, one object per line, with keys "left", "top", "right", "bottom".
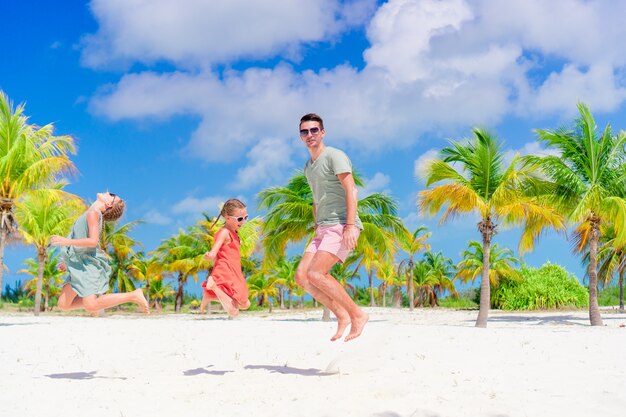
{"left": 50, "top": 210, "right": 101, "bottom": 248}
{"left": 205, "top": 228, "right": 230, "bottom": 261}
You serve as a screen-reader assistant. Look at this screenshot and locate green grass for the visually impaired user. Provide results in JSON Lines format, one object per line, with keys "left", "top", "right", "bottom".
{"left": 598, "top": 286, "right": 622, "bottom": 307}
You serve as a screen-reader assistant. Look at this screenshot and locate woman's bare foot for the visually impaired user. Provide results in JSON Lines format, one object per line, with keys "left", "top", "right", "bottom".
{"left": 344, "top": 311, "right": 369, "bottom": 342}
{"left": 132, "top": 289, "right": 150, "bottom": 314}
{"left": 330, "top": 315, "right": 351, "bottom": 342}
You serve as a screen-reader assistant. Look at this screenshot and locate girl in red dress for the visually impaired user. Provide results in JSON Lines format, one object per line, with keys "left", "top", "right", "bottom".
{"left": 200, "top": 199, "right": 251, "bottom": 317}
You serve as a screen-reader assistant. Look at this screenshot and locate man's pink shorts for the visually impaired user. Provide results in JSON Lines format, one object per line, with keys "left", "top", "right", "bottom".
{"left": 304, "top": 224, "right": 359, "bottom": 263}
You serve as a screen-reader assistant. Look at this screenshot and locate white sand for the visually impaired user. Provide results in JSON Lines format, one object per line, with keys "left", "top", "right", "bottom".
{"left": 1, "top": 307, "right": 625, "bottom": 417}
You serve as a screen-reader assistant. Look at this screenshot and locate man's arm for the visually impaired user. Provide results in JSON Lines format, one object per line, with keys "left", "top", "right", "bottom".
{"left": 337, "top": 172, "right": 359, "bottom": 250}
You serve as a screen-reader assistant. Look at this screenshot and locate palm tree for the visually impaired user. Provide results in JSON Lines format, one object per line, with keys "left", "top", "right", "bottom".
{"left": 153, "top": 227, "right": 209, "bottom": 312}
{"left": 375, "top": 260, "right": 399, "bottom": 307}
{"left": 419, "top": 128, "right": 564, "bottom": 326}
{"left": 0, "top": 91, "right": 76, "bottom": 295}
{"left": 19, "top": 250, "right": 65, "bottom": 311}
{"left": 129, "top": 254, "right": 163, "bottom": 305}
{"left": 273, "top": 256, "right": 300, "bottom": 309}
{"left": 456, "top": 241, "right": 521, "bottom": 306}
{"left": 412, "top": 260, "right": 436, "bottom": 307}
{"left": 101, "top": 219, "right": 143, "bottom": 293}
{"left": 534, "top": 103, "right": 626, "bottom": 325}
{"left": 149, "top": 277, "right": 175, "bottom": 311}
{"left": 247, "top": 271, "right": 279, "bottom": 312}
{"left": 14, "top": 187, "right": 85, "bottom": 315}
{"left": 423, "top": 252, "right": 457, "bottom": 306}
{"left": 397, "top": 226, "right": 431, "bottom": 310}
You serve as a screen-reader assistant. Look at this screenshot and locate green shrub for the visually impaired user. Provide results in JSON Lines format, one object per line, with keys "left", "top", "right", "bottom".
{"left": 441, "top": 288, "right": 479, "bottom": 309}
{"left": 491, "top": 263, "right": 588, "bottom": 310}
{"left": 598, "top": 286, "right": 621, "bottom": 307}
{"left": 17, "top": 297, "right": 34, "bottom": 311}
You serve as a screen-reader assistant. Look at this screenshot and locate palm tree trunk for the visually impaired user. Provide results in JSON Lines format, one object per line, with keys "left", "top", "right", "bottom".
{"left": 476, "top": 219, "right": 494, "bottom": 328}
{"left": 288, "top": 288, "right": 293, "bottom": 309}
{"left": 280, "top": 287, "right": 285, "bottom": 309}
{"left": 175, "top": 273, "right": 184, "bottom": 312}
{"left": 619, "top": 275, "right": 624, "bottom": 313}
{"left": 0, "top": 224, "right": 8, "bottom": 298}
{"left": 369, "top": 270, "right": 375, "bottom": 307}
{"left": 382, "top": 285, "right": 386, "bottom": 307}
{"left": 322, "top": 306, "right": 331, "bottom": 321}
{"left": 145, "top": 281, "right": 151, "bottom": 305}
{"left": 408, "top": 259, "right": 414, "bottom": 311}
{"left": 34, "top": 250, "right": 46, "bottom": 316}
{"left": 588, "top": 220, "right": 603, "bottom": 326}
{"left": 44, "top": 284, "right": 50, "bottom": 311}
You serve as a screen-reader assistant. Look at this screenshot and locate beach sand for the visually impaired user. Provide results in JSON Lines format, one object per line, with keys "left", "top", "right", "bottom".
{"left": 1, "top": 307, "right": 625, "bottom": 417}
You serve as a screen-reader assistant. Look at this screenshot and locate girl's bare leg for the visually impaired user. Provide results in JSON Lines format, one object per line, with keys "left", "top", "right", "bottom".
{"left": 200, "top": 292, "right": 218, "bottom": 313}
{"left": 81, "top": 289, "right": 150, "bottom": 314}
{"left": 205, "top": 276, "right": 238, "bottom": 317}
{"left": 57, "top": 284, "right": 84, "bottom": 311}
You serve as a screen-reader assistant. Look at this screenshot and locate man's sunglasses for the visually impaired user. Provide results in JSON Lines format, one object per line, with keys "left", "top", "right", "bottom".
{"left": 299, "top": 127, "right": 321, "bottom": 137}
{"left": 229, "top": 215, "right": 249, "bottom": 223}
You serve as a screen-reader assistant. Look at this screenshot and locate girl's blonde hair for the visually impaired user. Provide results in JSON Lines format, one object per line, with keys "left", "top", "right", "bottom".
{"left": 211, "top": 198, "right": 246, "bottom": 229}
{"left": 103, "top": 196, "right": 125, "bottom": 222}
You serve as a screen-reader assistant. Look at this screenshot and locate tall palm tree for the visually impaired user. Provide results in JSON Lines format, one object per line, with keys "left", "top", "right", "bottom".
{"left": 420, "top": 128, "right": 564, "bottom": 326}
{"left": 14, "top": 187, "right": 84, "bottom": 315}
{"left": 534, "top": 103, "right": 626, "bottom": 325}
{"left": 456, "top": 241, "right": 521, "bottom": 305}
{"left": 19, "top": 251, "right": 65, "bottom": 311}
{"left": 0, "top": 91, "right": 76, "bottom": 295}
{"left": 397, "top": 226, "right": 431, "bottom": 310}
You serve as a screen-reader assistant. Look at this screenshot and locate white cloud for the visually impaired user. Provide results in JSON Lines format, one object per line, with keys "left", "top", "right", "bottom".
{"left": 81, "top": 0, "right": 376, "bottom": 69}
{"left": 414, "top": 149, "right": 439, "bottom": 184}
{"left": 361, "top": 172, "right": 391, "bottom": 197}
{"left": 232, "top": 137, "right": 299, "bottom": 190}
{"left": 502, "top": 141, "right": 561, "bottom": 167}
{"left": 85, "top": 0, "right": 626, "bottom": 170}
{"left": 144, "top": 209, "right": 172, "bottom": 225}
{"left": 171, "top": 195, "right": 226, "bottom": 216}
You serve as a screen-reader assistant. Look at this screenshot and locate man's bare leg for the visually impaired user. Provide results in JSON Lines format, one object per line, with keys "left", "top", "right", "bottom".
{"left": 306, "top": 251, "right": 369, "bottom": 342}
{"left": 296, "top": 253, "right": 353, "bottom": 341}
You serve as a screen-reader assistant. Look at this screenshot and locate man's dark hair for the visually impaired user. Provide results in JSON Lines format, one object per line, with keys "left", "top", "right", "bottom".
{"left": 300, "top": 113, "right": 324, "bottom": 130}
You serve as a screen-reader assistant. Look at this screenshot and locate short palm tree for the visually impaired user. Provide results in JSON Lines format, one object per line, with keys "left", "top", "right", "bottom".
{"left": 423, "top": 252, "right": 457, "bottom": 306}
{"left": 419, "top": 128, "right": 564, "bottom": 326}
{"left": 456, "top": 241, "right": 521, "bottom": 307}
{"left": 149, "top": 277, "right": 175, "bottom": 311}
{"left": 101, "top": 219, "right": 143, "bottom": 293}
{"left": 412, "top": 260, "right": 437, "bottom": 307}
{"left": 19, "top": 251, "right": 65, "bottom": 311}
{"left": 129, "top": 253, "right": 164, "bottom": 305}
{"left": 397, "top": 226, "right": 431, "bottom": 310}
{"left": 0, "top": 91, "right": 76, "bottom": 295}
{"left": 534, "top": 103, "right": 626, "bottom": 325}
{"left": 375, "top": 260, "right": 397, "bottom": 307}
{"left": 247, "top": 271, "right": 279, "bottom": 312}
{"left": 14, "top": 187, "right": 85, "bottom": 315}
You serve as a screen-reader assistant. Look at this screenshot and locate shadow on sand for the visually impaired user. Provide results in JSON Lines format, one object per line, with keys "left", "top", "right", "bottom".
{"left": 244, "top": 364, "right": 336, "bottom": 376}
{"left": 45, "top": 371, "right": 127, "bottom": 380}
{"left": 183, "top": 366, "right": 233, "bottom": 376}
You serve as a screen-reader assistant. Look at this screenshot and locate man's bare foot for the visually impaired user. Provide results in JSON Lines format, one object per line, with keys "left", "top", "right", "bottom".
{"left": 344, "top": 312, "right": 369, "bottom": 342}
{"left": 132, "top": 289, "right": 150, "bottom": 314}
{"left": 330, "top": 316, "right": 351, "bottom": 342}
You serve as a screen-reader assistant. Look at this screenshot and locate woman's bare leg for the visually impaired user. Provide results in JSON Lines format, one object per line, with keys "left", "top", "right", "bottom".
{"left": 81, "top": 289, "right": 150, "bottom": 314}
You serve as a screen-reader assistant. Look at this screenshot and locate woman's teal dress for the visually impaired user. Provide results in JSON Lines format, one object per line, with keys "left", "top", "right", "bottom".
{"left": 61, "top": 210, "right": 111, "bottom": 297}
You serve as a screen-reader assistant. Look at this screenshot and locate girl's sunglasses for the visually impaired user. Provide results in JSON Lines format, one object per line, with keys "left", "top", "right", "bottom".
{"left": 229, "top": 215, "right": 248, "bottom": 223}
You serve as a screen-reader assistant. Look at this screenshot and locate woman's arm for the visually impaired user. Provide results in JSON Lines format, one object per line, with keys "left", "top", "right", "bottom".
{"left": 50, "top": 210, "right": 101, "bottom": 248}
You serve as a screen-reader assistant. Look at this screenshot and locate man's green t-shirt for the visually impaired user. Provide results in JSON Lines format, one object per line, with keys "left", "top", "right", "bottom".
{"left": 304, "top": 146, "right": 363, "bottom": 229}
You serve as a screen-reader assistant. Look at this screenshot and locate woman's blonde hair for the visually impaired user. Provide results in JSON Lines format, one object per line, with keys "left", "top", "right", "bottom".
{"left": 103, "top": 196, "right": 125, "bottom": 222}
{"left": 211, "top": 198, "right": 246, "bottom": 229}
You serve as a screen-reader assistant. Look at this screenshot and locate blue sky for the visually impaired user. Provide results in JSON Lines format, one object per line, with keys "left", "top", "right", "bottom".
{"left": 3, "top": 0, "right": 626, "bottom": 295}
